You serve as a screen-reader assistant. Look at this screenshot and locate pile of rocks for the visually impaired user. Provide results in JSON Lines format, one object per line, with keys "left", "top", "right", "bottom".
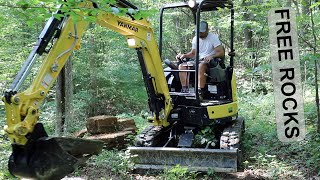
{"left": 74, "top": 115, "right": 137, "bottom": 149}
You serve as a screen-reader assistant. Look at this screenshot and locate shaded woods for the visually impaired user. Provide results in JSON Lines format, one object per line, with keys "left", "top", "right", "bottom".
{"left": 0, "top": 0, "right": 319, "bottom": 179}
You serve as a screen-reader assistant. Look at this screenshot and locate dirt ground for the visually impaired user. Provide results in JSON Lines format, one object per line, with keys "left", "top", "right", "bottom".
{"left": 62, "top": 164, "right": 319, "bottom": 180}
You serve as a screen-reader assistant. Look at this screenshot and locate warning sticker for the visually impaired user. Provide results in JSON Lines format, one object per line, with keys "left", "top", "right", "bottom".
{"left": 41, "top": 73, "right": 53, "bottom": 89}
{"left": 147, "top": 33, "right": 151, "bottom": 41}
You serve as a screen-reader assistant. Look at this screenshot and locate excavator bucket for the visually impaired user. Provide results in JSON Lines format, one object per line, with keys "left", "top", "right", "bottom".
{"left": 8, "top": 123, "right": 103, "bottom": 180}
{"left": 128, "top": 147, "right": 239, "bottom": 172}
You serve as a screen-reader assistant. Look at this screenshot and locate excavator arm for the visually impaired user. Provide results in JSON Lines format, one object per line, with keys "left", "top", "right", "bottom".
{"left": 95, "top": 8, "right": 172, "bottom": 126}
{"left": 3, "top": 1, "right": 172, "bottom": 179}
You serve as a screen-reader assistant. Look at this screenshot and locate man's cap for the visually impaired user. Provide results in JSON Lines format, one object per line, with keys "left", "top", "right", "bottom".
{"left": 199, "top": 21, "right": 208, "bottom": 33}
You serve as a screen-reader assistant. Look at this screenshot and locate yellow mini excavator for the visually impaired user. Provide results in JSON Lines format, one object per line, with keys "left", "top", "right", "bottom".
{"left": 2, "top": 0, "right": 244, "bottom": 179}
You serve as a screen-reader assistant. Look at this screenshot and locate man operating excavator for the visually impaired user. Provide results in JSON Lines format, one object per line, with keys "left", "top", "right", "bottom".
{"left": 176, "top": 21, "right": 225, "bottom": 99}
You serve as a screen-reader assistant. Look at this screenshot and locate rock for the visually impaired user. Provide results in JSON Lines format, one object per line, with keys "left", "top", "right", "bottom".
{"left": 117, "top": 118, "right": 137, "bottom": 133}
{"left": 54, "top": 137, "right": 104, "bottom": 156}
{"left": 81, "top": 116, "right": 138, "bottom": 149}
{"left": 73, "top": 129, "right": 87, "bottom": 138}
{"left": 86, "top": 115, "right": 117, "bottom": 134}
{"left": 87, "top": 130, "right": 134, "bottom": 149}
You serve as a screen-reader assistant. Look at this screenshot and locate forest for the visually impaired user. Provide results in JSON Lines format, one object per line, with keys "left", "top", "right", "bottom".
{"left": 0, "top": 0, "right": 319, "bottom": 179}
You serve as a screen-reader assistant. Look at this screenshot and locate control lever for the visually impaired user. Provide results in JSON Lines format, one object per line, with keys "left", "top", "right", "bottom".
{"left": 164, "top": 59, "right": 178, "bottom": 70}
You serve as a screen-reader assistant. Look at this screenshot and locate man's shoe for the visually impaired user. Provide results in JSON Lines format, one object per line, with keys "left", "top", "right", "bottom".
{"left": 181, "top": 87, "right": 188, "bottom": 93}
{"left": 199, "top": 94, "right": 203, "bottom": 101}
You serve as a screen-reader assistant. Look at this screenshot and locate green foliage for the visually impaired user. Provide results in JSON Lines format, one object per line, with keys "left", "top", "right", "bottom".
{"left": 1, "top": 0, "right": 320, "bottom": 179}
{"left": 40, "top": 100, "right": 57, "bottom": 135}
{"left": 55, "top": 25, "right": 149, "bottom": 133}
{"left": 159, "top": 164, "right": 198, "bottom": 180}
{"left": 239, "top": 93, "right": 279, "bottom": 157}
{"left": 0, "top": 0, "right": 154, "bottom": 29}
{"left": 67, "top": 149, "right": 135, "bottom": 179}
{"left": 206, "top": 168, "right": 218, "bottom": 179}
{"left": 0, "top": 130, "right": 16, "bottom": 179}
{"left": 160, "top": 7, "right": 194, "bottom": 60}
{"left": 248, "top": 153, "right": 304, "bottom": 179}
{"left": 239, "top": 91, "right": 319, "bottom": 178}
{"left": 94, "top": 149, "right": 133, "bottom": 177}
{"left": 310, "top": 2, "right": 320, "bottom": 8}
{"left": 193, "top": 124, "right": 217, "bottom": 148}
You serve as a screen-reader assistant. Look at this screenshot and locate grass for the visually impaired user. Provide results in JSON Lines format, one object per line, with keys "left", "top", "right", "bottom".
{"left": 0, "top": 85, "right": 319, "bottom": 180}
{"left": 64, "top": 149, "right": 134, "bottom": 179}
{"left": 68, "top": 88, "right": 318, "bottom": 179}
{"left": 0, "top": 130, "right": 16, "bottom": 179}
{"left": 239, "top": 90, "right": 319, "bottom": 179}
{"left": 159, "top": 165, "right": 199, "bottom": 180}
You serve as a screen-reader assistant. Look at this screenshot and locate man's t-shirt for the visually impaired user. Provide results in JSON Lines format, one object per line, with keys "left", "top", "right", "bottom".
{"left": 191, "top": 32, "right": 221, "bottom": 59}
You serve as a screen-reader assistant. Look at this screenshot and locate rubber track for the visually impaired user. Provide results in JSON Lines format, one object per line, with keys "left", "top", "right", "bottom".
{"left": 220, "top": 117, "right": 244, "bottom": 150}
{"left": 135, "top": 125, "right": 163, "bottom": 147}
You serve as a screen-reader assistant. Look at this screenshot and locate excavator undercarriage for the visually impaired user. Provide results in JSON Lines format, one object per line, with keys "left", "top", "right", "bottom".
{"left": 130, "top": 117, "right": 244, "bottom": 172}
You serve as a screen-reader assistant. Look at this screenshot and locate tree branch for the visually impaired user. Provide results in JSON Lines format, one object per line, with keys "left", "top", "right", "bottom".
{"left": 298, "top": 33, "right": 315, "bottom": 50}
{"left": 0, "top": 3, "right": 53, "bottom": 9}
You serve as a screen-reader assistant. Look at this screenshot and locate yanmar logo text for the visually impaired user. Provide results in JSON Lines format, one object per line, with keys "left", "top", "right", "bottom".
{"left": 117, "top": 21, "right": 138, "bottom": 32}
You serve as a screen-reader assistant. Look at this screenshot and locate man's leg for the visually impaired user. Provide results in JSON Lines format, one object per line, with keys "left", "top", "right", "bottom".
{"left": 198, "top": 62, "right": 208, "bottom": 88}
{"left": 198, "top": 62, "right": 208, "bottom": 100}
{"left": 179, "top": 64, "right": 189, "bottom": 92}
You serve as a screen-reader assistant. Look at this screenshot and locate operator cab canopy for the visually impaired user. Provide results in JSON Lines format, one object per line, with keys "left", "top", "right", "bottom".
{"left": 162, "top": 0, "right": 233, "bottom": 12}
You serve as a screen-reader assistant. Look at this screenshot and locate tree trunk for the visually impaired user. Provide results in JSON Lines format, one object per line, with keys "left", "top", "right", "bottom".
{"left": 55, "top": 56, "right": 73, "bottom": 136}
{"left": 302, "top": 0, "right": 310, "bottom": 15}
{"left": 286, "top": 0, "right": 292, "bottom": 7}
{"left": 89, "top": 27, "right": 98, "bottom": 117}
{"left": 242, "top": 0, "right": 256, "bottom": 91}
{"left": 310, "top": 6, "right": 320, "bottom": 132}
{"left": 244, "top": 27, "right": 253, "bottom": 49}
{"left": 242, "top": 0, "right": 253, "bottom": 48}
{"left": 242, "top": 0, "right": 255, "bottom": 63}
{"left": 64, "top": 57, "right": 74, "bottom": 133}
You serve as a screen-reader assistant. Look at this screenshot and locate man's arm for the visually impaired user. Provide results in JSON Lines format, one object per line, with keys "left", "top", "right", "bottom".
{"left": 176, "top": 49, "right": 196, "bottom": 61}
{"left": 203, "top": 45, "right": 224, "bottom": 62}
{"left": 213, "top": 45, "right": 225, "bottom": 58}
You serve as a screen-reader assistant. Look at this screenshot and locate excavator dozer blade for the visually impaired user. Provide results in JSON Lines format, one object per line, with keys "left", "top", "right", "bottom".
{"left": 128, "top": 147, "right": 238, "bottom": 172}
{"left": 8, "top": 123, "right": 104, "bottom": 180}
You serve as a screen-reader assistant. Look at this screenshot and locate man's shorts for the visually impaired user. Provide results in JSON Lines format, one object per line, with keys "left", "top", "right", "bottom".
{"left": 181, "top": 58, "right": 225, "bottom": 69}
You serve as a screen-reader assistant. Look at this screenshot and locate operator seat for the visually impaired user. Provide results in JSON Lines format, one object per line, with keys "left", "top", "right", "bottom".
{"left": 207, "top": 45, "right": 226, "bottom": 83}
{"left": 205, "top": 46, "right": 229, "bottom": 100}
